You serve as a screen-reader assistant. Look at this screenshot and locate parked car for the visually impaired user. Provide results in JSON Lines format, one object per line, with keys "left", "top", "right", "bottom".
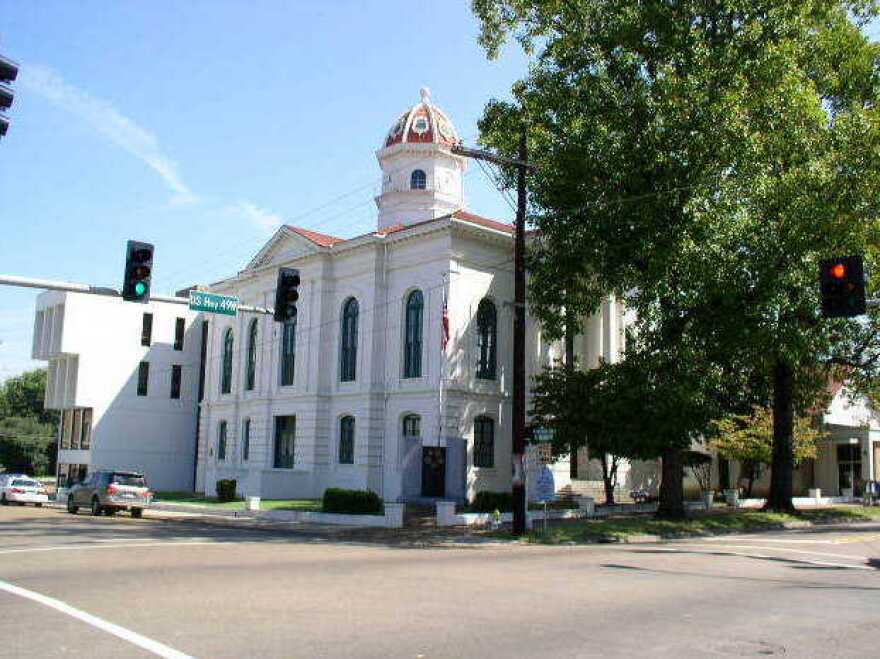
{"left": 66, "top": 470, "right": 152, "bottom": 518}
{"left": 0, "top": 476, "right": 49, "bottom": 506}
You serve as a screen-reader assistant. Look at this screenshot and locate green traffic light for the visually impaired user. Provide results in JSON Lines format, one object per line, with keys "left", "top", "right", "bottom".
{"left": 135, "top": 281, "right": 146, "bottom": 296}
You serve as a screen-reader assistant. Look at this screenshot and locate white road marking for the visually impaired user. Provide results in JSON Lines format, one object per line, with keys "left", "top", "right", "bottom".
{"left": 657, "top": 546, "right": 873, "bottom": 570}
{"left": 684, "top": 543, "right": 867, "bottom": 561}
{"left": 0, "top": 578, "right": 193, "bottom": 658}
{"left": 0, "top": 540, "right": 222, "bottom": 556}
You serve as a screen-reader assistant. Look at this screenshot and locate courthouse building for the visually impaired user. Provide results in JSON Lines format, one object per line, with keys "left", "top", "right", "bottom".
{"left": 194, "top": 89, "right": 625, "bottom": 503}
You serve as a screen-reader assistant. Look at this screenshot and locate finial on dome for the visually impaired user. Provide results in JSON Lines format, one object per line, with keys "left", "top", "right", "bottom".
{"left": 419, "top": 86, "right": 431, "bottom": 103}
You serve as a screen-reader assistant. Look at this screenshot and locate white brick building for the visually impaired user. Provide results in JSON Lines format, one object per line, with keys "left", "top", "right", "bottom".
{"left": 196, "top": 89, "right": 625, "bottom": 503}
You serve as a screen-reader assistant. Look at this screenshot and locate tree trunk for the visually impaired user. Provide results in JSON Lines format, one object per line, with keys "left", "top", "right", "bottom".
{"left": 657, "top": 447, "right": 686, "bottom": 519}
{"left": 765, "top": 359, "right": 796, "bottom": 513}
{"left": 600, "top": 453, "right": 615, "bottom": 505}
{"left": 565, "top": 307, "right": 578, "bottom": 480}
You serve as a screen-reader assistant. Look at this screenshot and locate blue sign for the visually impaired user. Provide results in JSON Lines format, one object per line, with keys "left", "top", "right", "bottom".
{"left": 534, "top": 465, "right": 556, "bottom": 502}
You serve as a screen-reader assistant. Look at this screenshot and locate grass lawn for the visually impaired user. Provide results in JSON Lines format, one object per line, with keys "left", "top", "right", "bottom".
{"left": 502, "top": 506, "right": 880, "bottom": 544}
{"left": 154, "top": 492, "right": 321, "bottom": 512}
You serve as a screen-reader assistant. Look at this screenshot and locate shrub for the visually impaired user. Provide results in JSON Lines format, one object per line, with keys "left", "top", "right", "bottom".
{"left": 471, "top": 491, "right": 514, "bottom": 513}
{"left": 215, "top": 479, "right": 237, "bottom": 502}
{"left": 322, "top": 488, "right": 383, "bottom": 515}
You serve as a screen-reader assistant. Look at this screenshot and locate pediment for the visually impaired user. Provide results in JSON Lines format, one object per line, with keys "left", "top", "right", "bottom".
{"left": 245, "top": 227, "right": 324, "bottom": 271}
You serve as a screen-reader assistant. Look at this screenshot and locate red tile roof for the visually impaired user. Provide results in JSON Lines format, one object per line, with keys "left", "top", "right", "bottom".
{"left": 286, "top": 225, "right": 345, "bottom": 247}
{"left": 450, "top": 210, "right": 514, "bottom": 234}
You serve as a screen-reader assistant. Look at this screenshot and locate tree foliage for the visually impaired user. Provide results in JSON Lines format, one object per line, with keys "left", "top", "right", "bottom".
{"left": 473, "top": 0, "right": 880, "bottom": 513}
{"left": 0, "top": 370, "right": 57, "bottom": 475}
{"left": 711, "top": 406, "right": 824, "bottom": 466}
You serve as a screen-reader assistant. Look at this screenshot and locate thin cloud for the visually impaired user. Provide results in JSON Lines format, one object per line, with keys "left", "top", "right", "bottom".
{"left": 20, "top": 63, "right": 197, "bottom": 204}
{"left": 232, "top": 201, "right": 284, "bottom": 233}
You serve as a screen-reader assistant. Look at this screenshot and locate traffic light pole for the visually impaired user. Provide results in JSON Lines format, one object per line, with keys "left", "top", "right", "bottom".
{"left": 452, "top": 128, "right": 533, "bottom": 535}
{"left": 0, "top": 274, "right": 275, "bottom": 315}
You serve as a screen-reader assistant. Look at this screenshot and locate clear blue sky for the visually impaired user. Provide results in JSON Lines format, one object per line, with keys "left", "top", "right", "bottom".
{"left": 0, "top": 1, "right": 530, "bottom": 380}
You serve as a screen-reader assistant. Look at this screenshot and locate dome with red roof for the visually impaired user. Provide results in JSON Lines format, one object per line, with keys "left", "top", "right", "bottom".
{"left": 382, "top": 87, "right": 460, "bottom": 149}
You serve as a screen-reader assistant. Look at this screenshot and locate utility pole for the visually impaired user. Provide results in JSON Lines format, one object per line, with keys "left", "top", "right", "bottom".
{"left": 511, "top": 127, "right": 528, "bottom": 535}
{"left": 452, "top": 125, "right": 533, "bottom": 535}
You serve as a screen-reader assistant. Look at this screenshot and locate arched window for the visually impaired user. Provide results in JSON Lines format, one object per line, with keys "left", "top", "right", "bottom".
{"left": 280, "top": 317, "right": 296, "bottom": 387}
{"left": 402, "top": 414, "right": 421, "bottom": 438}
{"left": 339, "top": 416, "right": 355, "bottom": 464}
{"left": 340, "top": 298, "right": 359, "bottom": 382}
{"left": 474, "top": 416, "right": 494, "bottom": 468}
{"left": 404, "top": 290, "right": 423, "bottom": 378}
{"left": 410, "top": 169, "right": 426, "bottom": 190}
{"left": 221, "top": 328, "right": 234, "bottom": 394}
{"left": 476, "top": 299, "right": 497, "bottom": 380}
{"left": 218, "top": 420, "right": 228, "bottom": 461}
{"left": 245, "top": 319, "right": 258, "bottom": 391}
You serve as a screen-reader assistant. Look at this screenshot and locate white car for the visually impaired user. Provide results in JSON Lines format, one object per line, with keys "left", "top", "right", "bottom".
{"left": 0, "top": 477, "right": 49, "bottom": 506}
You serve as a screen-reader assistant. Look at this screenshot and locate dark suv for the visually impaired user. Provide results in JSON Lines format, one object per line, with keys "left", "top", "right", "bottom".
{"left": 66, "top": 470, "right": 152, "bottom": 518}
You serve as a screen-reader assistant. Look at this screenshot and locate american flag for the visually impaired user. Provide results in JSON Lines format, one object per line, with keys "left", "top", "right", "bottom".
{"left": 441, "top": 295, "right": 449, "bottom": 351}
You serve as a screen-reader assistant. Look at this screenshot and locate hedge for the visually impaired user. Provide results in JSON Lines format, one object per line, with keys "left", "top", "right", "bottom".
{"left": 322, "top": 488, "right": 383, "bottom": 515}
{"left": 215, "top": 479, "right": 237, "bottom": 502}
{"left": 470, "top": 491, "right": 514, "bottom": 513}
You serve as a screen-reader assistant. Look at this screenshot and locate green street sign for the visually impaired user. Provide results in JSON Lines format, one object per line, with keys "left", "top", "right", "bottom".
{"left": 532, "top": 426, "right": 555, "bottom": 443}
{"left": 189, "top": 291, "right": 239, "bottom": 316}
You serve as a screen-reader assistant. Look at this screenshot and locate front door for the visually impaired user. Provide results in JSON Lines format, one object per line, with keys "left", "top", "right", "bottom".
{"left": 421, "top": 447, "right": 446, "bottom": 498}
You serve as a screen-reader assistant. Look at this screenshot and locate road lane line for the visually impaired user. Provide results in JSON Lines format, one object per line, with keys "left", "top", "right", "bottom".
{"left": 0, "top": 578, "right": 193, "bottom": 658}
{"left": 659, "top": 546, "right": 873, "bottom": 570}
{"left": 0, "top": 540, "right": 223, "bottom": 555}
{"left": 684, "top": 543, "right": 867, "bottom": 561}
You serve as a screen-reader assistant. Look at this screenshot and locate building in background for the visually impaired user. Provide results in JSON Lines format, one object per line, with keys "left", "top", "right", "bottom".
{"left": 31, "top": 291, "right": 202, "bottom": 491}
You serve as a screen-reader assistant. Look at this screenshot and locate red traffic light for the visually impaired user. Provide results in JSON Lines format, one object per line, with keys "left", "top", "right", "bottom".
{"left": 831, "top": 263, "right": 846, "bottom": 279}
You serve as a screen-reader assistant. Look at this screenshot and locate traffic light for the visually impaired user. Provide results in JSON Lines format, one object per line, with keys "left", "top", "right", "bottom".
{"left": 273, "top": 268, "right": 301, "bottom": 322}
{"left": 0, "top": 53, "right": 19, "bottom": 139}
{"left": 820, "top": 255, "right": 866, "bottom": 318}
{"left": 122, "top": 240, "right": 154, "bottom": 303}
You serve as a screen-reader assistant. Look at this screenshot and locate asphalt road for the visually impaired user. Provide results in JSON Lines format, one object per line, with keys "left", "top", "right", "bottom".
{"left": 1, "top": 505, "right": 879, "bottom": 658}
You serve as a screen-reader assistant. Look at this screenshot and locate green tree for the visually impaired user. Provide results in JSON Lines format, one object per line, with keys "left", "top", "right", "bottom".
{"left": 473, "top": 0, "right": 880, "bottom": 513}
{"left": 0, "top": 416, "right": 56, "bottom": 475}
{"left": 711, "top": 406, "right": 824, "bottom": 497}
{"left": 0, "top": 369, "right": 57, "bottom": 425}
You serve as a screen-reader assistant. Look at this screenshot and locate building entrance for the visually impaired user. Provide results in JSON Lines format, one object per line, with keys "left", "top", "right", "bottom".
{"left": 421, "top": 447, "right": 445, "bottom": 498}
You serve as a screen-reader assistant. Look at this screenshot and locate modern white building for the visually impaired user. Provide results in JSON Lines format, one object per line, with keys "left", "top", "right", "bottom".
{"left": 196, "top": 89, "right": 625, "bottom": 503}
{"left": 32, "top": 291, "right": 202, "bottom": 491}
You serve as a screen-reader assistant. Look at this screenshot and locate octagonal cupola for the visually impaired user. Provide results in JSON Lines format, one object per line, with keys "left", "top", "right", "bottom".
{"left": 375, "top": 88, "right": 468, "bottom": 230}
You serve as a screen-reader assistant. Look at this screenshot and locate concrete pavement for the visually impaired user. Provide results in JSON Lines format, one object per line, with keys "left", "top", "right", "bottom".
{"left": 1, "top": 505, "right": 879, "bottom": 658}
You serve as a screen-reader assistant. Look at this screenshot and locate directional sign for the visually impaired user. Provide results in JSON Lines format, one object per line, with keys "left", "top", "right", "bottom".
{"left": 531, "top": 426, "right": 555, "bottom": 443}
{"left": 189, "top": 291, "right": 239, "bottom": 316}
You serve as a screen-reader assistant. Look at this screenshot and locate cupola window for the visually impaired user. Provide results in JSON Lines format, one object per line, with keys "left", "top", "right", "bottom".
{"left": 412, "top": 116, "right": 429, "bottom": 134}
{"left": 410, "top": 169, "right": 427, "bottom": 190}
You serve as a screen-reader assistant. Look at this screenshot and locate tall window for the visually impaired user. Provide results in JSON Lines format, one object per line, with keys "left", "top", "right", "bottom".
{"left": 137, "top": 361, "right": 149, "bottom": 396}
{"left": 141, "top": 313, "right": 153, "bottom": 346}
{"left": 410, "top": 169, "right": 426, "bottom": 190}
{"left": 340, "top": 298, "right": 359, "bottom": 382}
{"left": 218, "top": 421, "right": 227, "bottom": 461}
{"left": 402, "top": 414, "right": 421, "bottom": 438}
{"left": 476, "top": 298, "right": 497, "bottom": 380}
{"left": 474, "top": 416, "right": 495, "bottom": 468}
{"left": 280, "top": 318, "right": 296, "bottom": 386}
{"left": 246, "top": 318, "right": 258, "bottom": 391}
{"left": 174, "top": 317, "right": 185, "bottom": 351}
{"left": 80, "top": 408, "right": 92, "bottom": 449}
{"left": 274, "top": 416, "right": 295, "bottom": 468}
{"left": 242, "top": 418, "right": 250, "bottom": 462}
{"left": 221, "top": 328, "right": 233, "bottom": 394}
{"left": 404, "top": 290, "right": 423, "bottom": 378}
{"left": 170, "top": 365, "right": 182, "bottom": 399}
{"left": 339, "top": 416, "right": 355, "bottom": 464}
